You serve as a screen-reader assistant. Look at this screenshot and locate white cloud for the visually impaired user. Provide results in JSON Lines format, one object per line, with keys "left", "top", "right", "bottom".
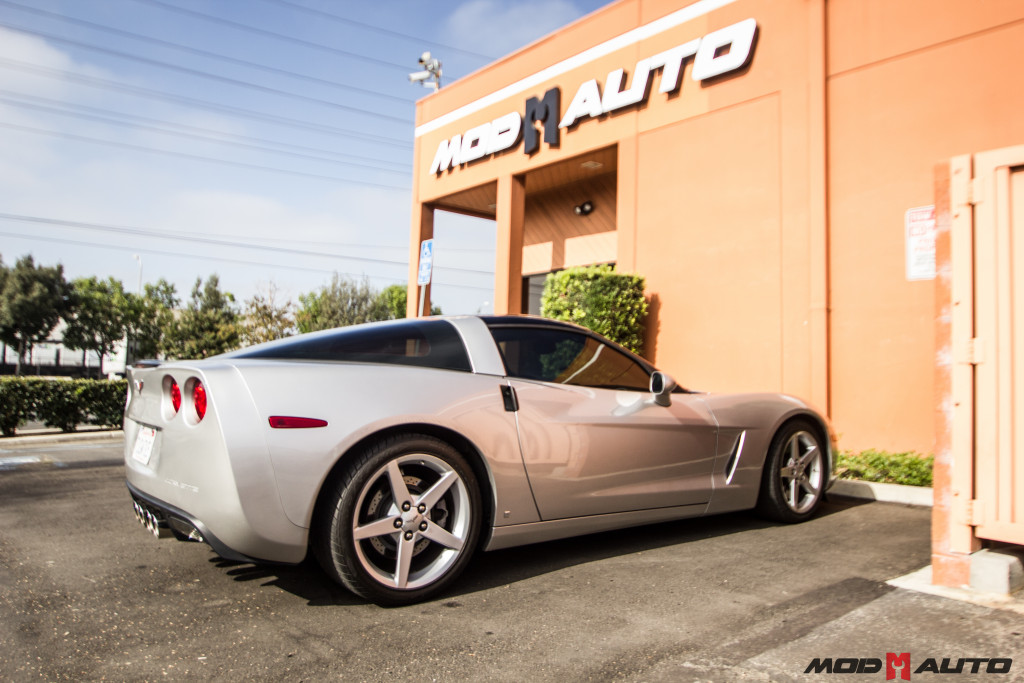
{"left": 0, "top": 20, "right": 487, "bottom": 314}
{"left": 0, "top": 26, "right": 112, "bottom": 95}
{"left": 444, "top": 0, "right": 585, "bottom": 57}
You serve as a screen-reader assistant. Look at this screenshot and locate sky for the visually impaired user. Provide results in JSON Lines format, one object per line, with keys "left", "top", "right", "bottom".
{"left": 0, "top": 0, "right": 612, "bottom": 316}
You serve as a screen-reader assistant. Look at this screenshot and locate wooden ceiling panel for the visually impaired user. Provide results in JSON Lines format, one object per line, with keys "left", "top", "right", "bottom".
{"left": 524, "top": 147, "right": 618, "bottom": 194}
{"left": 427, "top": 146, "right": 618, "bottom": 217}
{"left": 432, "top": 181, "right": 498, "bottom": 219}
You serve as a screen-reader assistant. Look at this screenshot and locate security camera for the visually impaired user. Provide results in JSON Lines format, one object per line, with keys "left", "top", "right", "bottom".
{"left": 410, "top": 52, "right": 442, "bottom": 90}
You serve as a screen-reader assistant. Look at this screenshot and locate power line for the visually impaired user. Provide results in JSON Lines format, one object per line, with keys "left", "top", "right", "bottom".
{"left": 0, "top": 58, "right": 413, "bottom": 148}
{"left": 0, "top": 214, "right": 497, "bottom": 277}
{"left": 220, "top": 235, "right": 496, "bottom": 254}
{"left": 0, "top": 20, "right": 412, "bottom": 125}
{"left": 0, "top": 0, "right": 416, "bottom": 106}
{"left": 0, "top": 93, "right": 410, "bottom": 174}
{"left": 0, "top": 230, "right": 494, "bottom": 291}
{"left": 258, "top": 0, "right": 496, "bottom": 61}
{"left": 0, "top": 229, "right": 345, "bottom": 277}
{"left": 129, "top": 0, "right": 413, "bottom": 73}
{"left": 0, "top": 121, "right": 413, "bottom": 189}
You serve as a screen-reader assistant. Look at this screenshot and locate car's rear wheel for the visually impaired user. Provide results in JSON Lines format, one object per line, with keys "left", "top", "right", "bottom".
{"left": 314, "top": 434, "right": 482, "bottom": 605}
{"left": 756, "top": 420, "right": 826, "bottom": 523}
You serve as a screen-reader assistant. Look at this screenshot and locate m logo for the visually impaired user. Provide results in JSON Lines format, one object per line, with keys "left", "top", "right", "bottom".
{"left": 887, "top": 652, "right": 911, "bottom": 681}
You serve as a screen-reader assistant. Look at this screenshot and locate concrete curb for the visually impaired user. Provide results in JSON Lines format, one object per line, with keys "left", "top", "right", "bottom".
{"left": 0, "top": 430, "right": 124, "bottom": 446}
{"left": 830, "top": 478, "right": 933, "bottom": 507}
{"left": 888, "top": 565, "right": 1024, "bottom": 612}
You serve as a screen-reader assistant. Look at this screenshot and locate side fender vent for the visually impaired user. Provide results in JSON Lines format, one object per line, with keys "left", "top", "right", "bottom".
{"left": 724, "top": 431, "right": 746, "bottom": 485}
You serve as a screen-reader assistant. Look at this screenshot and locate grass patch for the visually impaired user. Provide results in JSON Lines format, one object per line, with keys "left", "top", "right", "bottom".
{"left": 836, "top": 449, "right": 933, "bottom": 487}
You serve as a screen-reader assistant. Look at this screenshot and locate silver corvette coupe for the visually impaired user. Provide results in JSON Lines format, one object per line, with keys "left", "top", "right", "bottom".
{"left": 125, "top": 315, "right": 835, "bottom": 605}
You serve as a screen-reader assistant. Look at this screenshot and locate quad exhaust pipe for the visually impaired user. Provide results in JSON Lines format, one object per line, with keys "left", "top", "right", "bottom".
{"left": 132, "top": 499, "right": 173, "bottom": 539}
{"left": 132, "top": 498, "right": 204, "bottom": 543}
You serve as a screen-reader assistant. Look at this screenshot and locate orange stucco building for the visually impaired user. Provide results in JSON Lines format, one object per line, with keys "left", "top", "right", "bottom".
{"left": 407, "top": 0, "right": 1024, "bottom": 456}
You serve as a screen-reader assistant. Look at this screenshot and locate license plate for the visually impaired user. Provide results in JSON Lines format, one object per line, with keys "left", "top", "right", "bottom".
{"left": 131, "top": 425, "right": 157, "bottom": 465}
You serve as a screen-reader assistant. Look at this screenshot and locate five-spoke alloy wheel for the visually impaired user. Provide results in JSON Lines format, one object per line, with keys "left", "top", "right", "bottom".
{"left": 756, "top": 420, "right": 827, "bottom": 523}
{"left": 315, "top": 435, "right": 482, "bottom": 605}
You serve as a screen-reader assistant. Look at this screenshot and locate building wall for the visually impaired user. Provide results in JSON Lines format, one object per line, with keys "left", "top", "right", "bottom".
{"left": 410, "top": 0, "right": 1024, "bottom": 454}
{"left": 826, "top": 0, "right": 1024, "bottom": 451}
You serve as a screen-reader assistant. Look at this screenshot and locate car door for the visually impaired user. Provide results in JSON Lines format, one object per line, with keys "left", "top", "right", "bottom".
{"left": 490, "top": 325, "right": 718, "bottom": 521}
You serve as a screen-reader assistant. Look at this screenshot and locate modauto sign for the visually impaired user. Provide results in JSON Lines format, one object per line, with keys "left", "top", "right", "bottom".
{"left": 428, "top": 18, "right": 757, "bottom": 175}
{"left": 804, "top": 652, "right": 1013, "bottom": 678}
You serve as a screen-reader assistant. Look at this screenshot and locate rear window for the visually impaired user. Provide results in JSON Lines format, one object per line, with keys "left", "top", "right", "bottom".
{"left": 233, "top": 320, "right": 471, "bottom": 372}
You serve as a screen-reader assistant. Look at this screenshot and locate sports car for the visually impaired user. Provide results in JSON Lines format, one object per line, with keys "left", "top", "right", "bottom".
{"left": 124, "top": 315, "right": 835, "bottom": 605}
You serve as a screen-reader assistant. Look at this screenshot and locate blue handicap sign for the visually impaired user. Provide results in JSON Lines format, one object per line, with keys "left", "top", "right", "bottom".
{"left": 417, "top": 239, "right": 434, "bottom": 286}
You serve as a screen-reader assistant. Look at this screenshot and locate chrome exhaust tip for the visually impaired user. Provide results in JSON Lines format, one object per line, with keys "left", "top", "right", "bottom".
{"left": 134, "top": 500, "right": 173, "bottom": 539}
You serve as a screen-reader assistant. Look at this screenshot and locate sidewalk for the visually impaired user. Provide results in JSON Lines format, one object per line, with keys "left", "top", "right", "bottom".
{"left": 0, "top": 429, "right": 124, "bottom": 470}
{"left": 0, "top": 427, "right": 124, "bottom": 446}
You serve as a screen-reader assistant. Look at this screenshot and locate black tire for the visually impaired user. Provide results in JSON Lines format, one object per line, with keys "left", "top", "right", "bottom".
{"left": 755, "top": 419, "right": 826, "bottom": 523}
{"left": 313, "top": 434, "right": 482, "bottom": 606}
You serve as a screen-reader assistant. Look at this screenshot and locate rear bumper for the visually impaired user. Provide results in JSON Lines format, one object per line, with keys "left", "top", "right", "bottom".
{"left": 127, "top": 481, "right": 269, "bottom": 564}
{"left": 123, "top": 363, "right": 310, "bottom": 564}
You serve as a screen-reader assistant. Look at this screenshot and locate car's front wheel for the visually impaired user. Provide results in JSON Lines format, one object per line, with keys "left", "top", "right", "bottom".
{"left": 756, "top": 420, "right": 826, "bottom": 523}
{"left": 314, "top": 434, "right": 482, "bottom": 605}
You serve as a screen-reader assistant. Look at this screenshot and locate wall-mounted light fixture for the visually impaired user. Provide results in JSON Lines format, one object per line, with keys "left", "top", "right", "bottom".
{"left": 573, "top": 200, "right": 594, "bottom": 216}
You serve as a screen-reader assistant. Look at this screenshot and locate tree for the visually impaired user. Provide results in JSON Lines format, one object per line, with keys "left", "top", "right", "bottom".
{"left": 372, "top": 284, "right": 441, "bottom": 319}
{"left": 372, "top": 283, "right": 408, "bottom": 321}
{"left": 124, "top": 279, "right": 179, "bottom": 360}
{"left": 296, "top": 279, "right": 442, "bottom": 333}
{"left": 164, "top": 275, "right": 241, "bottom": 359}
{"left": 62, "top": 276, "right": 131, "bottom": 377}
{"left": 296, "top": 275, "right": 380, "bottom": 333}
{"left": 0, "top": 255, "right": 71, "bottom": 375}
{"left": 0, "top": 256, "right": 6, "bottom": 368}
{"left": 242, "top": 283, "right": 295, "bottom": 345}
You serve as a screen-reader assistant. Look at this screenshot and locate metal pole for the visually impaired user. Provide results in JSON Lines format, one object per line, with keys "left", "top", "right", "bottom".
{"left": 418, "top": 285, "right": 426, "bottom": 318}
{"left": 133, "top": 254, "right": 142, "bottom": 294}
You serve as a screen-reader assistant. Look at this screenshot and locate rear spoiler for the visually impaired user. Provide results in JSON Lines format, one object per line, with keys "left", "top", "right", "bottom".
{"left": 133, "top": 360, "right": 163, "bottom": 368}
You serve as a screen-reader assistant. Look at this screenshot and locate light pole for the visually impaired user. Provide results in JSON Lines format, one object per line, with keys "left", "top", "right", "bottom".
{"left": 132, "top": 254, "right": 142, "bottom": 294}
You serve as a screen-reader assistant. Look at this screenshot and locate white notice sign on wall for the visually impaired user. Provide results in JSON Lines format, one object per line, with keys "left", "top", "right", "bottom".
{"left": 905, "top": 205, "right": 936, "bottom": 281}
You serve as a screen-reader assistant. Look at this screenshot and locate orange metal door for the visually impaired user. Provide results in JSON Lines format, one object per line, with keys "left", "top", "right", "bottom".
{"left": 971, "top": 145, "right": 1024, "bottom": 545}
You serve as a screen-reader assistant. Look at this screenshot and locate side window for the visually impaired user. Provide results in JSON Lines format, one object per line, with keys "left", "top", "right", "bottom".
{"left": 489, "top": 327, "right": 650, "bottom": 391}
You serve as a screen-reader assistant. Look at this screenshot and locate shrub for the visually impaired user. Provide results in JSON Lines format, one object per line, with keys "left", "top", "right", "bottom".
{"left": 0, "top": 377, "right": 37, "bottom": 437}
{"left": 0, "top": 377, "right": 128, "bottom": 435}
{"left": 35, "top": 380, "right": 85, "bottom": 432}
{"left": 836, "top": 449, "right": 934, "bottom": 487}
{"left": 540, "top": 265, "right": 649, "bottom": 355}
{"left": 77, "top": 379, "right": 128, "bottom": 428}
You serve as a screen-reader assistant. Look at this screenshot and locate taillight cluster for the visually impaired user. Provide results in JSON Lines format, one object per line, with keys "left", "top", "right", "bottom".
{"left": 164, "top": 375, "right": 207, "bottom": 423}
{"left": 169, "top": 379, "right": 182, "bottom": 413}
{"left": 192, "top": 380, "right": 207, "bottom": 421}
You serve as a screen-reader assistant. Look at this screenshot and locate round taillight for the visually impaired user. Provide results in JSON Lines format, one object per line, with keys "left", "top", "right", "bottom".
{"left": 169, "top": 379, "right": 181, "bottom": 414}
{"left": 192, "top": 380, "right": 207, "bottom": 422}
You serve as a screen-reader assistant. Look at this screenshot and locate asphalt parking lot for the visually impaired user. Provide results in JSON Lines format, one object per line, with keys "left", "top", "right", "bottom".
{"left": 1, "top": 436, "right": 1022, "bottom": 681}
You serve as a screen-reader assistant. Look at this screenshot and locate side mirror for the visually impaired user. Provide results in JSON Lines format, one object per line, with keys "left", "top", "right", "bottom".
{"left": 649, "top": 371, "right": 677, "bottom": 407}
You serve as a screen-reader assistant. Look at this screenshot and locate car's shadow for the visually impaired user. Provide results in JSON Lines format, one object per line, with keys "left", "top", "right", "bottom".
{"left": 208, "top": 497, "right": 864, "bottom": 608}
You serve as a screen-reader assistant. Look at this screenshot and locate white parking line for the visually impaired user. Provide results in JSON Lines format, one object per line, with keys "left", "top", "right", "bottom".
{"left": 0, "top": 455, "right": 44, "bottom": 470}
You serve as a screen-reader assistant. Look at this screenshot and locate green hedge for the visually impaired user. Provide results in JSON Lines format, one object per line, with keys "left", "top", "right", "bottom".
{"left": 836, "top": 449, "right": 934, "bottom": 487}
{"left": 0, "top": 377, "right": 128, "bottom": 436}
{"left": 540, "top": 264, "right": 649, "bottom": 355}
